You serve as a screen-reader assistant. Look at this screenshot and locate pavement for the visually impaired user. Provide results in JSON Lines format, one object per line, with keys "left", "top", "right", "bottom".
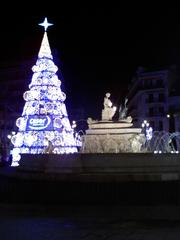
{"left": 1, "top": 204, "right": 180, "bottom": 239}
{"left": 1, "top": 165, "right": 180, "bottom": 239}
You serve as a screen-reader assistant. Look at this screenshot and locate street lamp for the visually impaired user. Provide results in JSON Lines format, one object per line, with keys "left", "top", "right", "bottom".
{"left": 7, "top": 131, "right": 16, "bottom": 140}
{"left": 141, "top": 120, "right": 153, "bottom": 141}
{"left": 141, "top": 120, "right": 149, "bottom": 128}
{"left": 71, "top": 120, "right": 77, "bottom": 129}
{"left": 71, "top": 120, "right": 84, "bottom": 150}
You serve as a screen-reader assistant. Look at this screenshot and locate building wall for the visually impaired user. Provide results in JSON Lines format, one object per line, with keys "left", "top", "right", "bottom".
{"left": 127, "top": 67, "right": 179, "bottom": 132}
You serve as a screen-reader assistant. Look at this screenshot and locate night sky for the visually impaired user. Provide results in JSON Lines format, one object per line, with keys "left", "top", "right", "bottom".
{"left": 1, "top": 5, "right": 180, "bottom": 119}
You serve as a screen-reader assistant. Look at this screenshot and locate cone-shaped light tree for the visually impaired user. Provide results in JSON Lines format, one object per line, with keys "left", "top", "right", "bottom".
{"left": 11, "top": 18, "right": 78, "bottom": 166}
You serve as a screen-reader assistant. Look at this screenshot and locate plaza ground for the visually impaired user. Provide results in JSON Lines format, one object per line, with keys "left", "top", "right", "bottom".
{"left": 1, "top": 204, "right": 180, "bottom": 239}
{"left": 1, "top": 155, "right": 180, "bottom": 239}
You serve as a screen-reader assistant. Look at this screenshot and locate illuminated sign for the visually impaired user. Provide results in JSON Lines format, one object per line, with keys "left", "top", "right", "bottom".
{"left": 27, "top": 116, "right": 51, "bottom": 130}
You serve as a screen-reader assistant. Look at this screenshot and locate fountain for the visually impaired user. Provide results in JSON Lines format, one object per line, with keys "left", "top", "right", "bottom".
{"left": 81, "top": 93, "right": 146, "bottom": 153}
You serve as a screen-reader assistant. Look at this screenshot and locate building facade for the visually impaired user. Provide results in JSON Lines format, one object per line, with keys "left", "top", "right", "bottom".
{"left": 127, "top": 67, "right": 180, "bottom": 132}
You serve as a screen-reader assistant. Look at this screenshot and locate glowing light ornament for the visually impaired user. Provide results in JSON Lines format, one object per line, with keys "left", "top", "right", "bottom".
{"left": 11, "top": 17, "right": 78, "bottom": 167}
{"left": 39, "top": 17, "right": 53, "bottom": 32}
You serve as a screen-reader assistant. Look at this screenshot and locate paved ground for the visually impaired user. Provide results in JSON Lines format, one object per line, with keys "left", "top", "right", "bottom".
{"left": 1, "top": 204, "right": 180, "bottom": 239}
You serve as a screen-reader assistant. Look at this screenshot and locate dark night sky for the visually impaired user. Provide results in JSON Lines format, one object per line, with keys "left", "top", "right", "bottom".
{"left": 1, "top": 5, "right": 180, "bottom": 119}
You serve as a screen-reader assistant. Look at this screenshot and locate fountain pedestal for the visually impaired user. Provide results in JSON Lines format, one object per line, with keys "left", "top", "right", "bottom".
{"left": 81, "top": 120, "right": 145, "bottom": 153}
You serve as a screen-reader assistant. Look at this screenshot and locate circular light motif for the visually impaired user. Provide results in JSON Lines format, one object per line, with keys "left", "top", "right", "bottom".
{"left": 54, "top": 117, "right": 62, "bottom": 128}
{"left": 42, "top": 77, "right": 49, "bottom": 84}
{"left": 23, "top": 91, "right": 31, "bottom": 101}
{"left": 45, "top": 131, "right": 55, "bottom": 141}
{"left": 36, "top": 78, "right": 42, "bottom": 85}
{"left": 40, "top": 108, "right": 47, "bottom": 114}
{"left": 61, "top": 118, "right": 72, "bottom": 131}
{"left": 31, "top": 90, "right": 40, "bottom": 100}
{"left": 12, "top": 148, "right": 20, "bottom": 155}
{"left": 61, "top": 92, "right": 66, "bottom": 101}
{"left": 45, "top": 102, "right": 54, "bottom": 112}
{"left": 12, "top": 153, "right": 21, "bottom": 162}
{"left": 24, "top": 132, "right": 37, "bottom": 147}
{"left": 16, "top": 117, "right": 27, "bottom": 131}
{"left": 16, "top": 117, "right": 22, "bottom": 128}
{"left": 11, "top": 133, "right": 24, "bottom": 147}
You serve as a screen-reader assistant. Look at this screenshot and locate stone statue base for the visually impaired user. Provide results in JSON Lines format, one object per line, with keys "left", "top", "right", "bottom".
{"left": 81, "top": 120, "right": 145, "bottom": 153}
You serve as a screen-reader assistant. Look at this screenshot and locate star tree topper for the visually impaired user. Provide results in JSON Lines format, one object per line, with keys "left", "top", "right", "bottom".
{"left": 39, "top": 17, "right": 53, "bottom": 31}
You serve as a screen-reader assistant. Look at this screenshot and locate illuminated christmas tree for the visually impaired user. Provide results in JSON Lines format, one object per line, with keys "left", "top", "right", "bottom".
{"left": 11, "top": 18, "right": 78, "bottom": 166}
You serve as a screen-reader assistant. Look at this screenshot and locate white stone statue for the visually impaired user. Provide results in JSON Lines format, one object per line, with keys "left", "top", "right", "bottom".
{"left": 102, "top": 93, "right": 117, "bottom": 121}
{"left": 87, "top": 118, "right": 98, "bottom": 125}
{"left": 131, "top": 134, "right": 145, "bottom": 152}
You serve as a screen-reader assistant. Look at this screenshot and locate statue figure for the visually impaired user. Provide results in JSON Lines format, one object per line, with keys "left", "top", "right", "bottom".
{"left": 102, "top": 93, "right": 117, "bottom": 121}
{"left": 87, "top": 118, "right": 98, "bottom": 125}
{"left": 131, "top": 134, "right": 145, "bottom": 152}
{"left": 119, "top": 97, "right": 128, "bottom": 120}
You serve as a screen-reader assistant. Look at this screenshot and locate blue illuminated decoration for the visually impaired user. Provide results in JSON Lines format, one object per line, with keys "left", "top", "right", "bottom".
{"left": 146, "top": 127, "right": 153, "bottom": 141}
{"left": 27, "top": 116, "right": 51, "bottom": 130}
{"left": 11, "top": 18, "right": 78, "bottom": 167}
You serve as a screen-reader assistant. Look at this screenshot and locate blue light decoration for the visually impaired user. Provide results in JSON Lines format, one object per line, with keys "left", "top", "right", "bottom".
{"left": 146, "top": 126, "right": 153, "bottom": 141}
{"left": 141, "top": 120, "right": 153, "bottom": 141}
{"left": 11, "top": 18, "right": 78, "bottom": 166}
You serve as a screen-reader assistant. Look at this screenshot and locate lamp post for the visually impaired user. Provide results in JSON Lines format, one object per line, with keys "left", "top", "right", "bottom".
{"left": 167, "top": 113, "right": 175, "bottom": 133}
{"left": 167, "top": 114, "right": 179, "bottom": 152}
{"left": 141, "top": 120, "right": 149, "bottom": 129}
{"left": 71, "top": 120, "right": 86, "bottom": 150}
{"left": 141, "top": 120, "right": 153, "bottom": 150}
